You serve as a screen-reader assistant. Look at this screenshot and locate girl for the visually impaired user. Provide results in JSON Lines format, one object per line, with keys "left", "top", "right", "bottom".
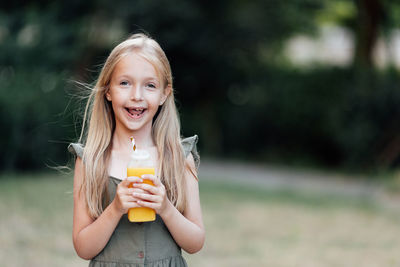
{"left": 68, "top": 33, "right": 205, "bottom": 266}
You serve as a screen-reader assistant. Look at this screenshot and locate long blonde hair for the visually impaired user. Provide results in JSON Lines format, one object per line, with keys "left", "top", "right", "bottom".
{"left": 79, "top": 33, "right": 186, "bottom": 219}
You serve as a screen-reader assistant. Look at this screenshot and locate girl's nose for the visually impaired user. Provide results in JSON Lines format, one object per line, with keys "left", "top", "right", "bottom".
{"left": 131, "top": 85, "right": 144, "bottom": 101}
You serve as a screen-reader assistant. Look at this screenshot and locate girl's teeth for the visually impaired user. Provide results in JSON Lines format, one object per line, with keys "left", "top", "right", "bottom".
{"left": 127, "top": 108, "right": 145, "bottom": 115}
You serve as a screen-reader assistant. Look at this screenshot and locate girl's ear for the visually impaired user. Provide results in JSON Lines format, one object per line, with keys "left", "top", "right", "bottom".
{"left": 160, "top": 84, "right": 172, "bottom": 105}
{"left": 105, "top": 91, "right": 112, "bottom": 101}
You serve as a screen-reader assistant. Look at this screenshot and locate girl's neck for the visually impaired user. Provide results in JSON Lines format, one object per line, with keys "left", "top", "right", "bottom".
{"left": 112, "top": 124, "right": 155, "bottom": 153}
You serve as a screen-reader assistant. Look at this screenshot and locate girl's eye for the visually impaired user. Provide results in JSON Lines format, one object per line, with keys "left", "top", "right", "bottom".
{"left": 146, "top": 83, "right": 156, "bottom": 89}
{"left": 120, "top": 81, "right": 130, "bottom": 86}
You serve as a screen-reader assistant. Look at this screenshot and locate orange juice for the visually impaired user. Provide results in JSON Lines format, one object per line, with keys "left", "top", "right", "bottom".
{"left": 127, "top": 167, "right": 156, "bottom": 222}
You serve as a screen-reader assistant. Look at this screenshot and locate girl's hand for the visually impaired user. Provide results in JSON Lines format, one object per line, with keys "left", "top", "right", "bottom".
{"left": 112, "top": 176, "right": 143, "bottom": 216}
{"left": 132, "top": 174, "right": 170, "bottom": 216}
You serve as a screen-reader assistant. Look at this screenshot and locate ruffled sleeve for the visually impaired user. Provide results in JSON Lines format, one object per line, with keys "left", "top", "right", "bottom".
{"left": 181, "top": 135, "right": 200, "bottom": 170}
{"left": 68, "top": 143, "right": 84, "bottom": 158}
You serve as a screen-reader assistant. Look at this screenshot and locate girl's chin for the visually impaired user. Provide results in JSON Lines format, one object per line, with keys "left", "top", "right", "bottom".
{"left": 122, "top": 119, "right": 152, "bottom": 132}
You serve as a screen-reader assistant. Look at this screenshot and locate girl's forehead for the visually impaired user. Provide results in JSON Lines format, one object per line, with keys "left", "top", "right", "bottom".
{"left": 113, "top": 52, "right": 163, "bottom": 82}
{"left": 117, "top": 53, "right": 154, "bottom": 72}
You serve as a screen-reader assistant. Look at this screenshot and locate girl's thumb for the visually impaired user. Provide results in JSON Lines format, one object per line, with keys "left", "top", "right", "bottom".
{"left": 122, "top": 176, "right": 142, "bottom": 187}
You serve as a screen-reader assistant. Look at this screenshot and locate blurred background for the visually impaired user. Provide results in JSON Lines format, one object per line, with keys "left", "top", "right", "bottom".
{"left": 2, "top": 0, "right": 400, "bottom": 266}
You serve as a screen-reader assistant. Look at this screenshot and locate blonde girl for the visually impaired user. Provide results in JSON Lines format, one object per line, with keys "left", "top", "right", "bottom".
{"left": 68, "top": 33, "right": 204, "bottom": 266}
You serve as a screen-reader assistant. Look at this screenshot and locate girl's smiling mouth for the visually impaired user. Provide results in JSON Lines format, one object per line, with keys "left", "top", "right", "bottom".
{"left": 126, "top": 107, "right": 147, "bottom": 119}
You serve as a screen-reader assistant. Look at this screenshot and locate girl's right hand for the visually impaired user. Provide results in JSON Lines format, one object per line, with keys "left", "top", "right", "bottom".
{"left": 112, "top": 176, "right": 143, "bottom": 215}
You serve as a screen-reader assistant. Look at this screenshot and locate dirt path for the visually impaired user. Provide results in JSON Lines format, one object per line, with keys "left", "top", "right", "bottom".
{"left": 199, "top": 159, "right": 400, "bottom": 210}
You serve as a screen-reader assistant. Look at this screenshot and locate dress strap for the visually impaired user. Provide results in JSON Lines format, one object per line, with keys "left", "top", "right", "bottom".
{"left": 68, "top": 143, "right": 84, "bottom": 158}
{"left": 181, "top": 135, "right": 200, "bottom": 170}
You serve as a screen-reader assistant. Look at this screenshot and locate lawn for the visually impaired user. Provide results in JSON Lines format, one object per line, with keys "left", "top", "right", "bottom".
{"left": 1, "top": 172, "right": 400, "bottom": 266}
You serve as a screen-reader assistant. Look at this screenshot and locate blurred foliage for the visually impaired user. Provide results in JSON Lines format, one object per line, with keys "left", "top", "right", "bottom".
{"left": 0, "top": 0, "right": 400, "bottom": 172}
{"left": 222, "top": 67, "right": 400, "bottom": 168}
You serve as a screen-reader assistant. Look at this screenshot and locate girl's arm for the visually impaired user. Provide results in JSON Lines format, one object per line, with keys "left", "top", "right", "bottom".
{"left": 134, "top": 154, "right": 205, "bottom": 253}
{"left": 161, "top": 154, "right": 205, "bottom": 253}
{"left": 72, "top": 157, "right": 142, "bottom": 260}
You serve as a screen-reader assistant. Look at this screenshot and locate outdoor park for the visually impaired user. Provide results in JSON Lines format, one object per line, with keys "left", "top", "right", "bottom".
{"left": 2, "top": 0, "right": 400, "bottom": 266}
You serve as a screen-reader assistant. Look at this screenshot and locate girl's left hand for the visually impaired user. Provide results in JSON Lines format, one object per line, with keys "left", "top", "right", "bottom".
{"left": 131, "top": 174, "right": 170, "bottom": 216}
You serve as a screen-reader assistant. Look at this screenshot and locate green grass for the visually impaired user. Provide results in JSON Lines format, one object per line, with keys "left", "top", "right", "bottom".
{"left": 1, "top": 172, "right": 400, "bottom": 266}
{"left": 0, "top": 172, "right": 83, "bottom": 266}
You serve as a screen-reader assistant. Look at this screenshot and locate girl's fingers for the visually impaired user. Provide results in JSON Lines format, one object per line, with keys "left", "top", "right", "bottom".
{"left": 121, "top": 176, "right": 143, "bottom": 187}
{"left": 141, "top": 174, "right": 160, "bottom": 186}
{"left": 132, "top": 188, "right": 146, "bottom": 194}
{"left": 120, "top": 195, "right": 143, "bottom": 211}
{"left": 133, "top": 192, "right": 160, "bottom": 203}
{"left": 120, "top": 178, "right": 131, "bottom": 188}
{"left": 133, "top": 182, "right": 158, "bottom": 195}
{"left": 121, "top": 194, "right": 138, "bottom": 203}
{"left": 118, "top": 189, "right": 140, "bottom": 204}
{"left": 124, "top": 202, "right": 142, "bottom": 209}
{"left": 136, "top": 200, "right": 158, "bottom": 209}
{"left": 118, "top": 187, "right": 135, "bottom": 197}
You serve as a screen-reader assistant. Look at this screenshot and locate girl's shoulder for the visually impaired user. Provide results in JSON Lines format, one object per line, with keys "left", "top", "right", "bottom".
{"left": 181, "top": 135, "right": 200, "bottom": 169}
{"left": 68, "top": 143, "right": 84, "bottom": 158}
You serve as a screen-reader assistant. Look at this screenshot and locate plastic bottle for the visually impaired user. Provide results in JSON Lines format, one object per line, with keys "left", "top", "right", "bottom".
{"left": 127, "top": 138, "right": 156, "bottom": 222}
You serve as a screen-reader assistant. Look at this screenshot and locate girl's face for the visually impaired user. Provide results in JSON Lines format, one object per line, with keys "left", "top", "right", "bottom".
{"left": 106, "top": 52, "right": 169, "bottom": 134}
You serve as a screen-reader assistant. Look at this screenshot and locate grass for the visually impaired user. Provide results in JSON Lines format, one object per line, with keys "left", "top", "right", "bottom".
{"left": 1, "top": 172, "right": 400, "bottom": 266}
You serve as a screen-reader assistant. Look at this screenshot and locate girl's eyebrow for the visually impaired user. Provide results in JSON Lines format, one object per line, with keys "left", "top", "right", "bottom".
{"left": 114, "top": 75, "right": 160, "bottom": 84}
{"left": 112, "top": 74, "right": 129, "bottom": 80}
{"left": 138, "top": 76, "right": 161, "bottom": 83}
{"left": 115, "top": 74, "right": 158, "bottom": 80}
{"left": 145, "top": 77, "right": 160, "bottom": 83}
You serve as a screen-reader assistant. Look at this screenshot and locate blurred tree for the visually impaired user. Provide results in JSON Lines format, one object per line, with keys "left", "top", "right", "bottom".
{"left": 1, "top": 0, "right": 400, "bottom": 172}
{"left": 0, "top": 1, "right": 94, "bottom": 169}
{"left": 353, "top": 0, "right": 385, "bottom": 68}
{"left": 64, "top": 0, "right": 326, "bottom": 156}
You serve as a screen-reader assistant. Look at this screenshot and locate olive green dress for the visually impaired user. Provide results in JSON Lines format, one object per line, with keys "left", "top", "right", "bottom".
{"left": 68, "top": 135, "right": 200, "bottom": 267}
